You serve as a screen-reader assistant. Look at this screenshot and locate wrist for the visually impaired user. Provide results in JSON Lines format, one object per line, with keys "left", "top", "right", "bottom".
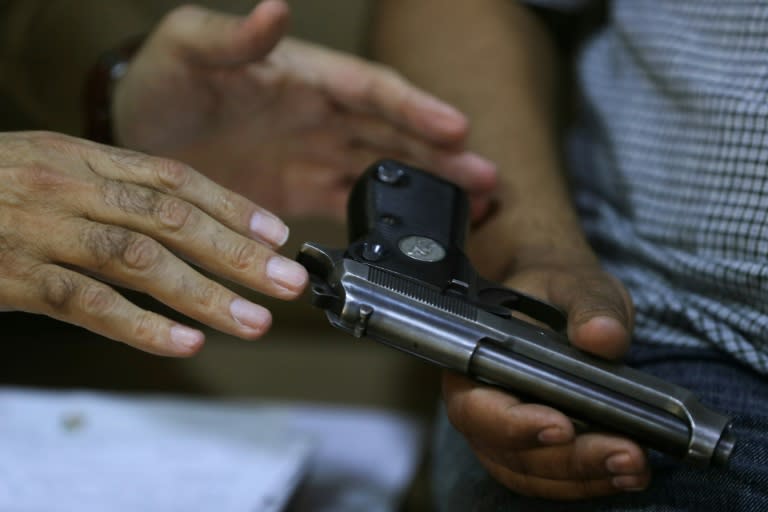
{"left": 82, "top": 35, "right": 145, "bottom": 145}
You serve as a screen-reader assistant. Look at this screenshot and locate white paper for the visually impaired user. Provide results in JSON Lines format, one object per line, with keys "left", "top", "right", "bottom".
{"left": 0, "top": 388, "right": 425, "bottom": 512}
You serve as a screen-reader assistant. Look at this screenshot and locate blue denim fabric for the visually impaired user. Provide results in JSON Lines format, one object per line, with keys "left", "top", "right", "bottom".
{"left": 431, "top": 343, "right": 768, "bottom": 511}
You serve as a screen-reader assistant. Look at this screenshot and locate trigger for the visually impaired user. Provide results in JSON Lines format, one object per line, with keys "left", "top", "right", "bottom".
{"left": 476, "top": 285, "right": 567, "bottom": 333}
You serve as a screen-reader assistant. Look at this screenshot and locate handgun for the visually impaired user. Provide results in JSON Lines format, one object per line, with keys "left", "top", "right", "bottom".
{"left": 296, "top": 159, "right": 736, "bottom": 467}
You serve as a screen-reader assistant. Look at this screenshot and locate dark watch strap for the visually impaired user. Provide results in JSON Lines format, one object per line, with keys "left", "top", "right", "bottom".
{"left": 82, "top": 35, "right": 145, "bottom": 145}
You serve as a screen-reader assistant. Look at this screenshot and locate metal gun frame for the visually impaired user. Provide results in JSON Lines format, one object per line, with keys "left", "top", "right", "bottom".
{"left": 297, "top": 160, "right": 736, "bottom": 468}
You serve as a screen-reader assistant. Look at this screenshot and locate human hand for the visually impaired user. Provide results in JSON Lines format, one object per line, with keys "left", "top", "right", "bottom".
{"left": 442, "top": 231, "right": 651, "bottom": 500}
{"left": 0, "top": 131, "right": 308, "bottom": 356}
{"left": 113, "top": 0, "right": 497, "bottom": 221}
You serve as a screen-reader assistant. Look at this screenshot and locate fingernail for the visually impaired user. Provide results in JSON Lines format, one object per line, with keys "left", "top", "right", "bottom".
{"left": 606, "top": 452, "right": 632, "bottom": 474}
{"left": 230, "top": 298, "right": 271, "bottom": 332}
{"left": 250, "top": 210, "right": 289, "bottom": 247}
{"left": 537, "top": 426, "right": 570, "bottom": 444}
{"left": 267, "top": 256, "right": 308, "bottom": 292}
{"left": 611, "top": 475, "right": 647, "bottom": 492}
{"left": 170, "top": 325, "right": 204, "bottom": 350}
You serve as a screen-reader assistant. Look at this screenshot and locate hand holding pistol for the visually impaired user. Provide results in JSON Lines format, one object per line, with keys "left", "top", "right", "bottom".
{"left": 297, "top": 159, "right": 735, "bottom": 467}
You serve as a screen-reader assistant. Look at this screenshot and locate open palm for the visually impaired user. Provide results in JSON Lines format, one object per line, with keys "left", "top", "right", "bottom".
{"left": 114, "top": 2, "right": 496, "bottom": 219}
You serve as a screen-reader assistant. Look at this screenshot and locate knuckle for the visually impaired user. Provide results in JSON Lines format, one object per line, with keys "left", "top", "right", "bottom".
{"left": 194, "top": 283, "right": 220, "bottom": 309}
{"left": 155, "top": 158, "right": 191, "bottom": 191}
{"left": 122, "top": 235, "right": 162, "bottom": 271}
{"left": 108, "top": 147, "right": 154, "bottom": 176}
{"left": 39, "top": 270, "right": 78, "bottom": 312}
{"left": 179, "top": 274, "right": 221, "bottom": 310}
{"left": 230, "top": 242, "right": 258, "bottom": 271}
{"left": 80, "top": 225, "right": 133, "bottom": 268}
{"left": 101, "top": 180, "right": 159, "bottom": 215}
{"left": 132, "top": 310, "right": 158, "bottom": 342}
{"left": 214, "top": 191, "right": 242, "bottom": 223}
{"left": 79, "top": 284, "right": 117, "bottom": 317}
{"left": 157, "top": 196, "right": 196, "bottom": 231}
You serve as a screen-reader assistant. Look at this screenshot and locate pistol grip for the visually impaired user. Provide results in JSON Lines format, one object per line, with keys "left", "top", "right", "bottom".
{"left": 346, "top": 160, "right": 472, "bottom": 291}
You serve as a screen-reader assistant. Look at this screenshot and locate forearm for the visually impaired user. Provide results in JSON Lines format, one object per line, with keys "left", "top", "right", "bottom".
{"left": 372, "top": 0, "right": 593, "bottom": 276}
{"left": 0, "top": 0, "right": 154, "bottom": 135}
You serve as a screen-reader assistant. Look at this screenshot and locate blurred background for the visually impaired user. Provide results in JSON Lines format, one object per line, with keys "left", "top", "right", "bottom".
{"left": 0, "top": 0, "right": 376, "bottom": 131}
{"left": 0, "top": 1, "right": 442, "bottom": 509}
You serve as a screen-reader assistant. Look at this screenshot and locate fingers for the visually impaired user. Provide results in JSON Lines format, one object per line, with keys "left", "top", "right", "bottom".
{"left": 477, "top": 435, "right": 650, "bottom": 500}
{"left": 443, "top": 373, "right": 650, "bottom": 500}
{"left": 273, "top": 38, "right": 472, "bottom": 147}
{"left": 338, "top": 113, "right": 498, "bottom": 194}
{"left": 288, "top": 111, "right": 497, "bottom": 219}
{"left": 85, "top": 145, "right": 290, "bottom": 248}
{"left": 349, "top": 69, "right": 470, "bottom": 147}
{"left": 77, "top": 145, "right": 309, "bottom": 300}
{"left": 0, "top": 132, "right": 308, "bottom": 356}
{"left": 73, "top": 177, "right": 306, "bottom": 300}
{"left": 479, "top": 433, "right": 649, "bottom": 487}
{"left": 443, "top": 372, "right": 574, "bottom": 449}
{"left": 46, "top": 219, "right": 274, "bottom": 340}
{"left": 454, "top": 221, "right": 639, "bottom": 500}
{"left": 478, "top": 452, "right": 618, "bottom": 501}
{"left": 89, "top": 146, "right": 309, "bottom": 297}
{"left": 263, "top": 148, "right": 494, "bottom": 222}
{"left": 159, "top": 1, "right": 290, "bottom": 66}
{"left": 3, "top": 264, "right": 205, "bottom": 357}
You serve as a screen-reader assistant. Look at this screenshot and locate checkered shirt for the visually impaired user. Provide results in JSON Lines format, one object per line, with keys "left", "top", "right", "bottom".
{"left": 526, "top": 0, "right": 768, "bottom": 374}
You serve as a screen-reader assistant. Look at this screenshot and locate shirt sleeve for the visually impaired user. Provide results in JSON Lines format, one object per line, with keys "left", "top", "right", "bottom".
{"left": 0, "top": 0, "right": 156, "bottom": 135}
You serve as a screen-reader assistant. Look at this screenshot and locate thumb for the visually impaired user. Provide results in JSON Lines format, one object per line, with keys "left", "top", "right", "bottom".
{"left": 163, "top": 0, "right": 290, "bottom": 65}
{"left": 549, "top": 270, "right": 634, "bottom": 360}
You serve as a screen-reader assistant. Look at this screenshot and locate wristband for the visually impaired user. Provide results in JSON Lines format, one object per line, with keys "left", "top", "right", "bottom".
{"left": 82, "top": 35, "right": 144, "bottom": 144}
